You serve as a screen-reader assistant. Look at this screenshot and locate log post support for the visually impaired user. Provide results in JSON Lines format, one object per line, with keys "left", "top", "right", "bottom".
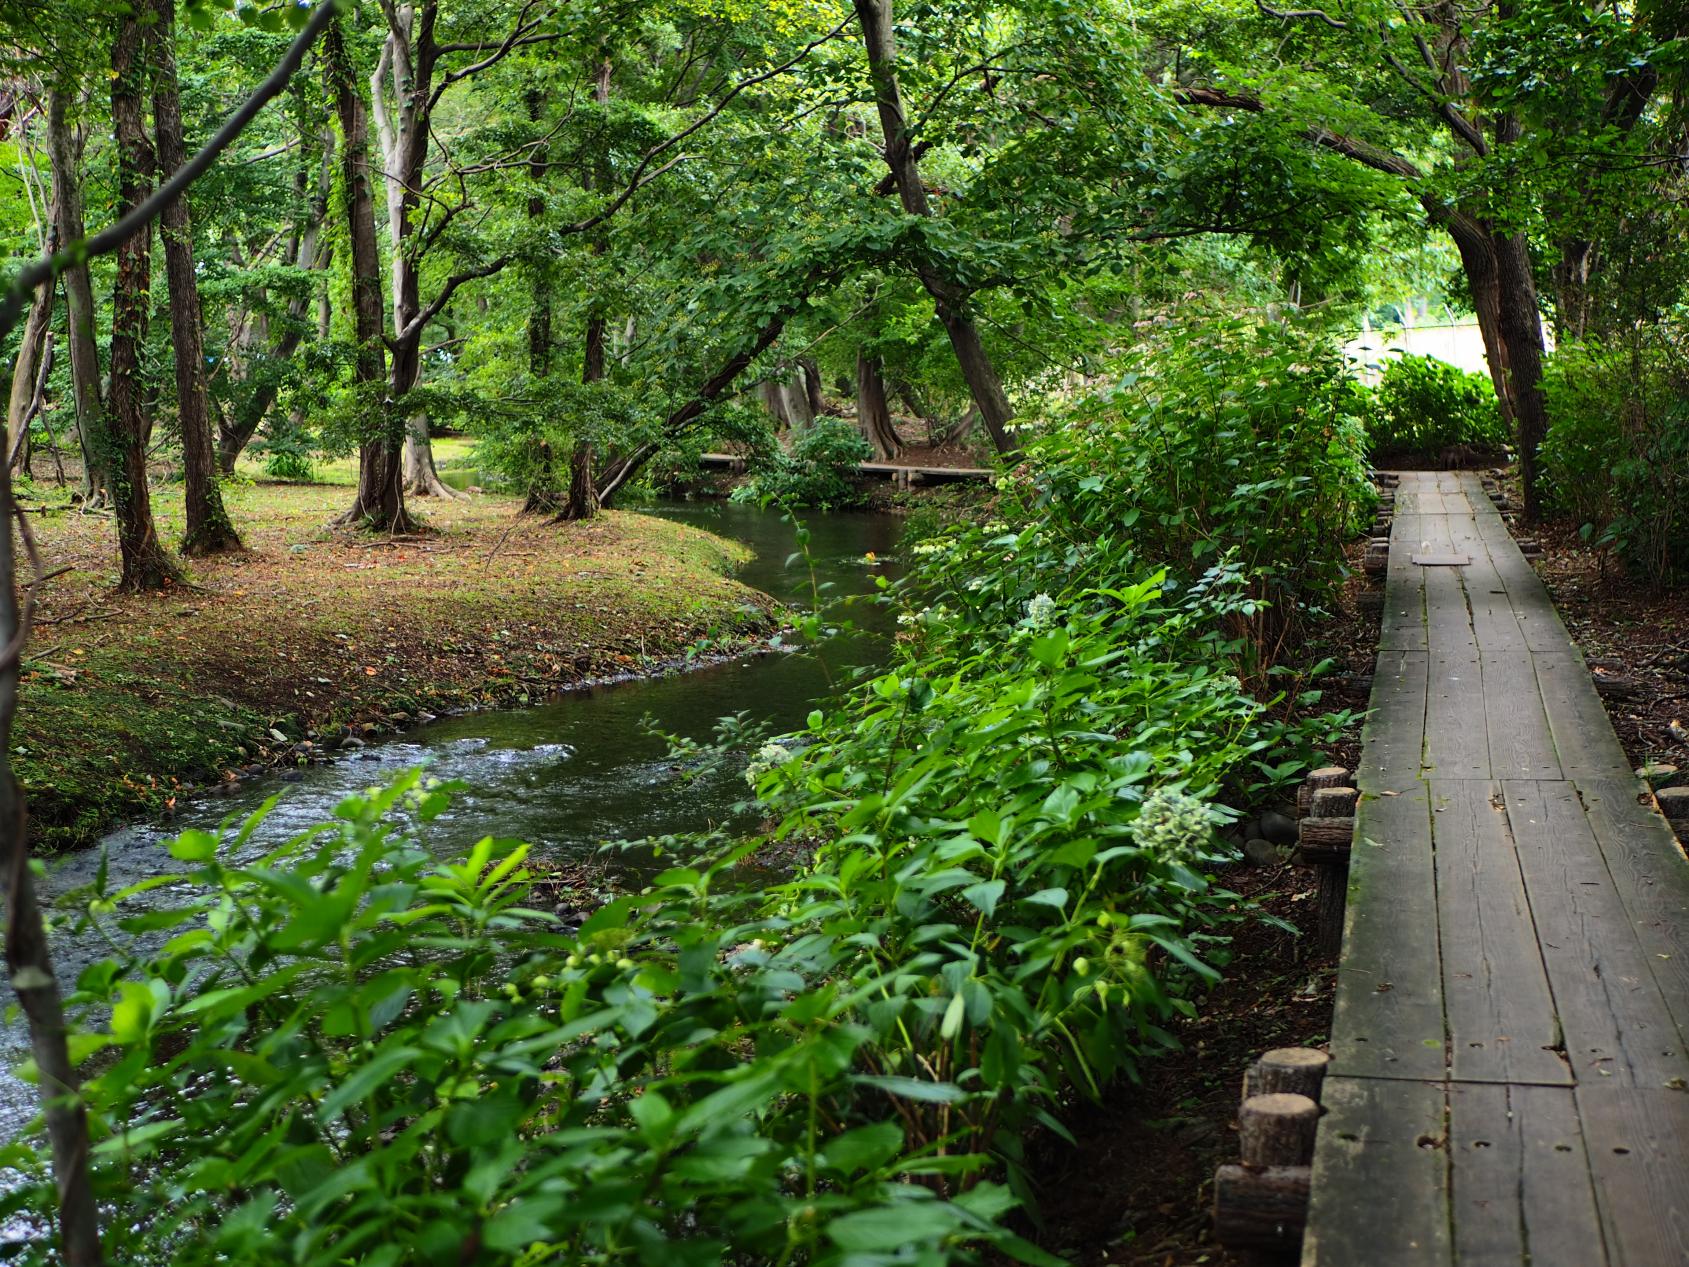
{"left": 1214, "top": 1064, "right": 1328, "bottom": 1251}
{"left": 1295, "top": 766, "right": 1350, "bottom": 818}
{"left": 1300, "top": 785, "right": 1357, "bottom": 956}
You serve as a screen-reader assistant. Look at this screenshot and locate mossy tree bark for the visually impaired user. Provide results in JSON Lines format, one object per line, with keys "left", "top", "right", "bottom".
{"left": 109, "top": 11, "right": 184, "bottom": 591}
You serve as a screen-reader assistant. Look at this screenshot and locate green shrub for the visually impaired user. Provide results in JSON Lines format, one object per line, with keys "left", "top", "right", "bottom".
{"left": 732, "top": 415, "right": 873, "bottom": 509}
{"left": 253, "top": 427, "right": 317, "bottom": 482}
{"left": 1362, "top": 352, "right": 1508, "bottom": 459}
{"left": 1540, "top": 331, "right": 1689, "bottom": 587}
{"left": 1027, "top": 318, "right": 1374, "bottom": 653}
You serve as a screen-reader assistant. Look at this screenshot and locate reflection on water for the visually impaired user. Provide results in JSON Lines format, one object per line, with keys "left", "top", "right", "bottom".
{"left": 0, "top": 501, "right": 906, "bottom": 1144}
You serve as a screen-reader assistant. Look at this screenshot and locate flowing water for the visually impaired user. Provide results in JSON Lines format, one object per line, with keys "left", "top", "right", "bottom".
{"left": 0, "top": 501, "right": 906, "bottom": 1141}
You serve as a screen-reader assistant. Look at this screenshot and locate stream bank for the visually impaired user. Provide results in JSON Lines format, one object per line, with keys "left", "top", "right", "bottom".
{"left": 18, "top": 487, "right": 786, "bottom": 851}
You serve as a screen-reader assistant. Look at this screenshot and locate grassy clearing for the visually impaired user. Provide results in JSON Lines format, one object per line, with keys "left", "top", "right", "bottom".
{"left": 15, "top": 475, "right": 775, "bottom": 850}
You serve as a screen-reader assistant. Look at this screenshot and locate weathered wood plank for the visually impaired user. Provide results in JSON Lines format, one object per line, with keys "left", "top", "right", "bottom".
{"left": 1502, "top": 781, "right": 1689, "bottom": 1087}
{"left": 1423, "top": 649, "right": 1488, "bottom": 779}
{"left": 1380, "top": 515, "right": 1429, "bottom": 652}
{"left": 1301, "top": 1077, "right": 1452, "bottom": 1267}
{"left": 1575, "top": 776, "right": 1689, "bottom": 1047}
{"left": 1329, "top": 784, "right": 1447, "bottom": 1080}
{"left": 1430, "top": 780, "right": 1568, "bottom": 1085}
{"left": 1482, "top": 652, "right": 1563, "bottom": 780}
{"left": 1576, "top": 1087, "right": 1689, "bottom": 1266}
{"left": 1534, "top": 653, "right": 1633, "bottom": 778}
{"left": 1446, "top": 1082, "right": 1608, "bottom": 1267}
{"left": 1358, "top": 649, "right": 1427, "bottom": 791}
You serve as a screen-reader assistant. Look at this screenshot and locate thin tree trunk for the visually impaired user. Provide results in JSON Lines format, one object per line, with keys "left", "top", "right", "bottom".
{"left": 153, "top": 0, "right": 240, "bottom": 555}
{"left": 45, "top": 90, "right": 108, "bottom": 506}
{"left": 855, "top": 348, "right": 901, "bottom": 459}
{"left": 522, "top": 85, "right": 562, "bottom": 515}
{"left": 559, "top": 57, "right": 611, "bottom": 523}
{"left": 109, "top": 13, "right": 183, "bottom": 590}
{"left": 5, "top": 284, "right": 52, "bottom": 463}
{"left": 327, "top": 16, "right": 409, "bottom": 532}
{"left": 852, "top": 0, "right": 1015, "bottom": 457}
{"left": 0, "top": 487, "right": 103, "bottom": 1267}
{"left": 8, "top": 332, "right": 54, "bottom": 477}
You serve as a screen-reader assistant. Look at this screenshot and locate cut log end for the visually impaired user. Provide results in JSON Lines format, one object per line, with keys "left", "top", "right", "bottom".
{"left": 1214, "top": 1163, "right": 1311, "bottom": 1248}
{"left": 1243, "top": 1047, "right": 1330, "bottom": 1102}
{"left": 1238, "top": 1093, "right": 1320, "bottom": 1168}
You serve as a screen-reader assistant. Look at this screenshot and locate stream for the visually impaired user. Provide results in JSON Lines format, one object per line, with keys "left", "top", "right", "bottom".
{"left": 0, "top": 501, "right": 907, "bottom": 1143}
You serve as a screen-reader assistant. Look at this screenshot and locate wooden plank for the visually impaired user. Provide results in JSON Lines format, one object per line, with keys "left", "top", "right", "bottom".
{"left": 1446, "top": 1083, "right": 1608, "bottom": 1267}
{"left": 1576, "top": 1088, "right": 1689, "bottom": 1266}
{"left": 1329, "top": 784, "right": 1448, "bottom": 1079}
{"left": 1357, "top": 649, "right": 1427, "bottom": 791}
{"left": 1481, "top": 539, "right": 1576, "bottom": 653}
{"left": 1420, "top": 514, "right": 1478, "bottom": 653}
{"left": 1430, "top": 780, "right": 1568, "bottom": 1084}
{"left": 1302, "top": 1077, "right": 1452, "bottom": 1267}
{"left": 1534, "top": 652, "right": 1632, "bottom": 778}
{"left": 1502, "top": 781, "right": 1689, "bottom": 1088}
{"left": 1412, "top": 553, "right": 1471, "bottom": 567}
{"left": 1423, "top": 649, "right": 1488, "bottom": 779}
{"left": 1575, "top": 776, "right": 1689, "bottom": 1047}
{"left": 1380, "top": 509, "right": 1429, "bottom": 652}
{"left": 1482, "top": 652, "right": 1563, "bottom": 780}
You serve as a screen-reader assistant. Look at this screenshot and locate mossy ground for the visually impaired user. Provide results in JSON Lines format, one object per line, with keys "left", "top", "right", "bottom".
{"left": 15, "top": 469, "right": 775, "bottom": 850}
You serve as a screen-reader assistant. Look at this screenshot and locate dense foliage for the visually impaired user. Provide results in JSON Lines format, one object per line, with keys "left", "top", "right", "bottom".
{"left": 1361, "top": 353, "right": 1508, "bottom": 462}
{"left": 4, "top": 339, "right": 1364, "bottom": 1261}
{"left": 1540, "top": 329, "right": 1689, "bottom": 588}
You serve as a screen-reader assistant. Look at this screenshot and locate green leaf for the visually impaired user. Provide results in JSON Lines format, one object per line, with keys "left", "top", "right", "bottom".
{"left": 168, "top": 828, "right": 218, "bottom": 863}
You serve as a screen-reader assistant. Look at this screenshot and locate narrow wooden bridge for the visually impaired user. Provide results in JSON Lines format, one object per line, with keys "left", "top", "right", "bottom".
{"left": 698, "top": 452, "right": 992, "bottom": 485}
{"left": 1302, "top": 471, "right": 1689, "bottom": 1264}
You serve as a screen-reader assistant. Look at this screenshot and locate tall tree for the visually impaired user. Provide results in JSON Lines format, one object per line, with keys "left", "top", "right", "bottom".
{"left": 44, "top": 88, "right": 109, "bottom": 506}
{"left": 852, "top": 0, "right": 1016, "bottom": 457}
{"left": 325, "top": 14, "right": 408, "bottom": 531}
{"left": 108, "top": 7, "right": 183, "bottom": 589}
{"left": 152, "top": 0, "right": 241, "bottom": 554}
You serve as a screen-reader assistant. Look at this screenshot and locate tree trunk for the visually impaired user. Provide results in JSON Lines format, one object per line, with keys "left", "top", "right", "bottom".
{"left": 1444, "top": 212, "right": 1515, "bottom": 428}
{"left": 560, "top": 58, "right": 612, "bottom": 523}
{"left": 800, "top": 356, "right": 826, "bottom": 416}
{"left": 855, "top": 348, "right": 902, "bottom": 459}
{"left": 153, "top": 0, "right": 240, "bottom": 555}
{"left": 372, "top": 11, "right": 463, "bottom": 503}
{"left": 1492, "top": 228, "right": 1549, "bottom": 522}
{"left": 327, "top": 15, "right": 409, "bottom": 532}
{"left": 109, "top": 13, "right": 183, "bottom": 591}
{"left": 45, "top": 89, "right": 109, "bottom": 506}
{"left": 5, "top": 284, "right": 52, "bottom": 466}
{"left": 853, "top": 0, "right": 1015, "bottom": 458}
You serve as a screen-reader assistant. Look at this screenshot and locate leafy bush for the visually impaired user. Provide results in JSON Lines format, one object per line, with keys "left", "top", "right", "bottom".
{"left": 1361, "top": 352, "right": 1508, "bottom": 459}
{"left": 1027, "top": 319, "right": 1374, "bottom": 654}
{"left": 252, "top": 423, "right": 317, "bottom": 482}
{"left": 1540, "top": 330, "right": 1689, "bottom": 587}
{"left": 732, "top": 415, "right": 873, "bottom": 509}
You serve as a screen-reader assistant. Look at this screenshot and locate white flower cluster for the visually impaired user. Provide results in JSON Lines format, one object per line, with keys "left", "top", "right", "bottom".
{"left": 910, "top": 539, "right": 951, "bottom": 557}
{"left": 984, "top": 521, "right": 1009, "bottom": 535}
{"left": 1024, "top": 592, "right": 1058, "bottom": 628}
{"left": 1132, "top": 787, "right": 1213, "bottom": 864}
{"left": 744, "top": 741, "right": 796, "bottom": 787}
{"left": 1211, "top": 674, "right": 1243, "bottom": 698}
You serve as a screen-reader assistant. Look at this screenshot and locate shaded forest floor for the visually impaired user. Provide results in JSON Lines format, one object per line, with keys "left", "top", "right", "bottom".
{"left": 14, "top": 478, "right": 776, "bottom": 850}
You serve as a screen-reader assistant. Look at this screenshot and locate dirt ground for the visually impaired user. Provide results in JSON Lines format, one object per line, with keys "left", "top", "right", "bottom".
{"left": 1531, "top": 523, "right": 1689, "bottom": 775}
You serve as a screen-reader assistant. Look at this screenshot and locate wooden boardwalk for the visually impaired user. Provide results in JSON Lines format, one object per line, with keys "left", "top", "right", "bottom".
{"left": 1303, "top": 472, "right": 1689, "bottom": 1266}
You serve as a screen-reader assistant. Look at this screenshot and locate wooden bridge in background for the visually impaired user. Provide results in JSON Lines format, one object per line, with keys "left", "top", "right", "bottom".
{"left": 698, "top": 452, "right": 992, "bottom": 486}
{"left": 1302, "top": 471, "right": 1689, "bottom": 1265}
